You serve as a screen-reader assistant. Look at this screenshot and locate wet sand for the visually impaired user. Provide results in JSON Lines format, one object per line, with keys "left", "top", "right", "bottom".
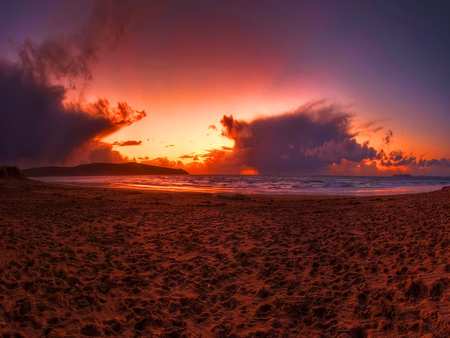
{"left": 1, "top": 179, "right": 450, "bottom": 337}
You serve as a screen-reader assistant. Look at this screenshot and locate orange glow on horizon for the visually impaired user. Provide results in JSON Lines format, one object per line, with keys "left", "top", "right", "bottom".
{"left": 375, "top": 162, "right": 407, "bottom": 172}
{"left": 240, "top": 169, "right": 259, "bottom": 175}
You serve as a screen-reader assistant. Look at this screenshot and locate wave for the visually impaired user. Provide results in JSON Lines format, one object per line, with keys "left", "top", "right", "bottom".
{"left": 32, "top": 175, "right": 450, "bottom": 196}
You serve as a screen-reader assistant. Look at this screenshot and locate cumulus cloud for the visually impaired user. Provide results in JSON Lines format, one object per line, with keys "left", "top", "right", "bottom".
{"left": 216, "top": 102, "right": 378, "bottom": 174}
{"left": 0, "top": 0, "right": 156, "bottom": 169}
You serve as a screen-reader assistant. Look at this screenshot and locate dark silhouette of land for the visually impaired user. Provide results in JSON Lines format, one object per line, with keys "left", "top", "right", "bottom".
{"left": 0, "top": 166, "right": 26, "bottom": 179}
{"left": 23, "top": 162, "right": 189, "bottom": 177}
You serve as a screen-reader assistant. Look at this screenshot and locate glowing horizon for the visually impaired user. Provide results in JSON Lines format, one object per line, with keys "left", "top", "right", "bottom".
{"left": 1, "top": 1, "right": 450, "bottom": 175}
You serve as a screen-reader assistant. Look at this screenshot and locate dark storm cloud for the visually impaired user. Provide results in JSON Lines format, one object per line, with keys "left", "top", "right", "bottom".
{"left": 0, "top": 61, "right": 145, "bottom": 168}
{"left": 0, "top": 0, "right": 152, "bottom": 168}
{"left": 303, "top": 138, "right": 376, "bottom": 165}
{"left": 219, "top": 102, "right": 378, "bottom": 174}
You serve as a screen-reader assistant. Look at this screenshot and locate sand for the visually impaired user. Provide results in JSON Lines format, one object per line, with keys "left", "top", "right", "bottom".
{"left": 1, "top": 179, "right": 450, "bottom": 337}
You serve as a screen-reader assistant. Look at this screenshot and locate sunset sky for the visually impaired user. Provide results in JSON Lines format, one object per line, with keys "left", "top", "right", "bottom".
{"left": 1, "top": 0, "right": 450, "bottom": 175}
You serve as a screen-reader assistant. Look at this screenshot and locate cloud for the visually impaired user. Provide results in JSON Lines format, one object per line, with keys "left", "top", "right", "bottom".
{"left": 165, "top": 144, "right": 175, "bottom": 148}
{"left": 221, "top": 146, "right": 233, "bottom": 151}
{"left": 137, "top": 100, "right": 450, "bottom": 175}
{"left": 134, "top": 98, "right": 450, "bottom": 175}
{"left": 18, "top": 0, "right": 150, "bottom": 83}
{"left": 0, "top": 62, "right": 145, "bottom": 168}
{"left": 0, "top": 0, "right": 152, "bottom": 168}
{"left": 327, "top": 159, "right": 381, "bottom": 176}
{"left": 373, "top": 148, "right": 450, "bottom": 175}
{"left": 208, "top": 125, "right": 218, "bottom": 131}
{"left": 220, "top": 115, "right": 252, "bottom": 138}
{"left": 143, "top": 103, "right": 376, "bottom": 174}
{"left": 179, "top": 154, "right": 197, "bottom": 159}
{"left": 85, "top": 141, "right": 134, "bottom": 163}
{"left": 141, "top": 102, "right": 381, "bottom": 175}
{"left": 426, "top": 158, "right": 450, "bottom": 168}
{"left": 140, "top": 157, "right": 184, "bottom": 169}
{"left": 216, "top": 101, "right": 378, "bottom": 174}
{"left": 303, "top": 138, "right": 376, "bottom": 164}
{"left": 112, "top": 140, "right": 142, "bottom": 146}
{"left": 383, "top": 130, "right": 393, "bottom": 145}
{"left": 376, "top": 149, "right": 417, "bottom": 167}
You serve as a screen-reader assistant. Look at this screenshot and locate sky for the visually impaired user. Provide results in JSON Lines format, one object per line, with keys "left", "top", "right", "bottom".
{"left": 1, "top": 0, "right": 450, "bottom": 175}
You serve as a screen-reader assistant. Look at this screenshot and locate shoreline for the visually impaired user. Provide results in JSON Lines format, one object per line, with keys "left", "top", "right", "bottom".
{"left": 25, "top": 178, "right": 445, "bottom": 200}
{"left": 9, "top": 177, "right": 450, "bottom": 202}
{"left": 26, "top": 176, "right": 448, "bottom": 198}
{"left": 2, "top": 179, "right": 450, "bottom": 336}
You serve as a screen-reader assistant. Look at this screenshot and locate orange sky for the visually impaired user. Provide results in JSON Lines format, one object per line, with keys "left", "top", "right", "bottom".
{"left": 79, "top": 1, "right": 450, "bottom": 172}
{"left": 1, "top": 1, "right": 450, "bottom": 175}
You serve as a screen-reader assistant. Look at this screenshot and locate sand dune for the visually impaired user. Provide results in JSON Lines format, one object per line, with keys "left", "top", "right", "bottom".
{"left": 1, "top": 179, "right": 450, "bottom": 337}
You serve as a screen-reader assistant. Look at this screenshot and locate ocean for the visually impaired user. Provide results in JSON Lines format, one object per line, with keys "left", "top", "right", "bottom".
{"left": 31, "top": 175, "right": 450, "bottom": 196}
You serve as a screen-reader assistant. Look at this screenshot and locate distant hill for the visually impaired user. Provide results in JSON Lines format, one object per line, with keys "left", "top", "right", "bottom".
{"left": 23, "top": 162, "right": 189, "bottom": 177}
{"left": 392, "top": 174, "right": 414, "bottom": 178}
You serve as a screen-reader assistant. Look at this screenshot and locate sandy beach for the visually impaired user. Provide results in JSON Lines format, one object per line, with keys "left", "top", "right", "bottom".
{"left": 1, "top": 178, "right": 450, "bottom": 337}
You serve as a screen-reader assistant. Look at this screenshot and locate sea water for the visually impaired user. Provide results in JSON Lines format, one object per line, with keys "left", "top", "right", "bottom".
{"left": 31, "top": 175, "right": 450, "bottom": 196}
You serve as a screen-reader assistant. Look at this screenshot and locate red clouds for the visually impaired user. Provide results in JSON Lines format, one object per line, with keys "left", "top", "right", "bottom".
{"left": 220, "top": 115, "right": 252, "bottom": 139}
